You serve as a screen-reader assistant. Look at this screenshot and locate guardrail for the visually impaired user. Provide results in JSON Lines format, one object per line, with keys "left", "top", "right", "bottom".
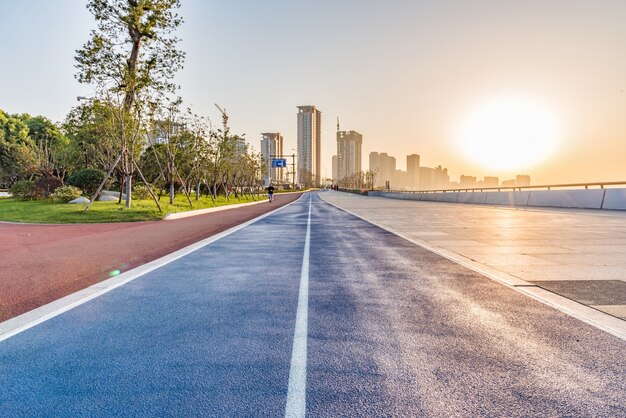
{"left": 387, "top": 180, "right": 626, "bottom": 194}
{"left": 366, "top": 181, "right": 626, "bottom": 211}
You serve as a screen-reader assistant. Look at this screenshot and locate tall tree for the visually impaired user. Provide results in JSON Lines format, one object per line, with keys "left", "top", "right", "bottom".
{"left": 75, "top": 0, "right": 184, "bottom": 209}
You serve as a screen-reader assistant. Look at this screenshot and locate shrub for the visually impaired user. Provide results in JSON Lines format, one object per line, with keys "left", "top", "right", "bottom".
{"left": 9, "top": 180, "right": 39, "bottom": 200}
{"left": 66, "top": 169, "right": 110, "bottom": 196}
{"left": 132, "top": 183, "right": 159, "bottom": 200}
{"left": 35, "top": 176, "right": 63, "bottom": 198}
{"left": 52, "top": 185, "right": 84, "bottom": 203}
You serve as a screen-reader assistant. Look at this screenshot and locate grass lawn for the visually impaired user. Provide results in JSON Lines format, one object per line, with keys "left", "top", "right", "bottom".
{"left": 0, "top": 193, "right": 267, "bottom": 224}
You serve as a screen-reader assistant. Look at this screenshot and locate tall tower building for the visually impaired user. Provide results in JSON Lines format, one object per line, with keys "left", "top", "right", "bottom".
{"left": 260, "top": 132, "right": 284, "bottom": 184}
{"left": 407, "top": 154, "right": 420, "bottom": 189}
{"left": 297, "top": 105, "right": 321, "bottom": 187}
{"left": 332, "top": 155, "right": 338, "bottom": 181}
{"left": 337, "top": 130, "right": 363, "bottom": 181}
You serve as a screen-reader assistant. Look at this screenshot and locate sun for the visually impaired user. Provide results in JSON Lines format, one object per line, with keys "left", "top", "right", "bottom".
{"left": 457, "top": 98, "right": 560, "bottom": 172}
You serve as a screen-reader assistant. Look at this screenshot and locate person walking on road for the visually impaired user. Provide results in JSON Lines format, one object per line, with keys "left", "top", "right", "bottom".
{"left": 266, "top": 185, "right": 275, "bottom": 202}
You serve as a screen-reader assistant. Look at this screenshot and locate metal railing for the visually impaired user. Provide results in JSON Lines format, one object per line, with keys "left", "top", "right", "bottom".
{"left": 387, "top": 180, "right": 626, "bottom": 194}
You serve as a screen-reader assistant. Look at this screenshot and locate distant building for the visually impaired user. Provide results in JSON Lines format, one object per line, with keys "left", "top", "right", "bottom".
{"left": 260, "top": 133, "right": 284, "bottom": 184}
{"left": 394, "top": 170, "right": 408, "bottom": 189}
{"left": 146, "top": 120, "right": 184, "bottom": 146}
{"left": 419, "top": 165, "right": 449, "bottom": 190}
{"left": 332, "top": 155, "right": 338, "bottom": 182}
{"left": 482, "top": 176, "right": 499, "bottom": 187}
{"left": 419, "top": 167, "right": 434, "bottom": 190}
{"left": 433, "top": 166, "right": 450, "bottom": 189}
{"left": 369, "top": 152, "right": 396, "bottom": 188}
{"left": 460, "top": 175, "right": 477, "bottom": 188}
{"left": 516, "top": 175, "right": 531, "bottom": 186}
{"left": 502, "top": 179, "right": 516, "bottom": 187}
{"left": 337, "top": 130, "right": 363, "bottom": 181}
{"left": 297, "top": 105, "right": 321, "bottom": 187}
{"left": 407, "top": 154, "right": 420, "bottom": 190}
{"left": 234, "top": 137, "right": 248, "bottom": 156}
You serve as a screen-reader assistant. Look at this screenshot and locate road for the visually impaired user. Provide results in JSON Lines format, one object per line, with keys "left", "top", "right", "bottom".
{"left": 1, "top": 192, "right": 624, "bottom": 416}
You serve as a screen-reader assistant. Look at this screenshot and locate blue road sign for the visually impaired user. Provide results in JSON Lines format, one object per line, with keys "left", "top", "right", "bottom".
{"left": 272, "top": 159, "right": 287, "bottom": 168}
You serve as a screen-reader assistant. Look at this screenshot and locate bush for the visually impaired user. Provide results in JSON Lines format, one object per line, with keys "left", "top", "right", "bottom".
{"left": 132, "top": 183, "right": 159, "bottom": 200}
{"left": 52, "top": 185, "right": 83, "bottom": 203}
{"left": 9, "top": 180, "right": 40, "bottom": 200}
{"left": 66, "top": 169, "right": 109, "bottom": 196}
{"left": 35, "top": 176, "right": 63, "bottom": 198}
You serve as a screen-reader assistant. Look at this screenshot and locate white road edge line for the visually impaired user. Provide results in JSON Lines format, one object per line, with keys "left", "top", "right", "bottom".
{"left": 0, "top": 193, "right": 307, "bottom": 343}
{"left": 285, "top": 193, "right": 312, "bottom": 418}
{"left": 319, "top": 193, "right": 626, "bottom": 342}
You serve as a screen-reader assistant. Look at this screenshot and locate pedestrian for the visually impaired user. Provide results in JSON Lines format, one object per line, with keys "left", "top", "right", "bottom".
{"left": 266, "top": 184, "right": 275, "bottom": 202}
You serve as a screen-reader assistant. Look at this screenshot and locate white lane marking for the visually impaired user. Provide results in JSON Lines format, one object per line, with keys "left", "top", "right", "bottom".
{"left": 285, "top": 194, "right": 312, "bottom": 418}
{"left": 0, "top": 194, "right": 307, "bottom": 343}
{"left": 319, "top": 193, "right": 626, "bottom": 342}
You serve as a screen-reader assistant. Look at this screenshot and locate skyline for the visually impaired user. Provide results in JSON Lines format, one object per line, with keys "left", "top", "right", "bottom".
{"left": 1, "top": 1, "right": 625, "bottom": 184}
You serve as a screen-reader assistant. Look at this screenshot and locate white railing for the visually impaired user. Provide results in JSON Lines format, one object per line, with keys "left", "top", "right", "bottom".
{"left": 388, "top": 180, "right": 626, "bottom": 194}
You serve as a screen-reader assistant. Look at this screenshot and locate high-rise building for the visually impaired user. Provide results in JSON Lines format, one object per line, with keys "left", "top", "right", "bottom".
{"left": 233, "top": 136, "right": 248, "bottom": 156}
{"left": 337, "top": 130, "right": 362, "bottom": 181}
{"left": 260, "top": 133, "right": 284, "bottom": 184}
{"left": 369, "top": 152, "right": 396, "bottom": 188}
{"left": 332, "top": 155, "right": 338, "bottom": 181}
{"left": 297, "top": 105, "right": 321, "bottom": 187}
{"left": 419, "top": 165, "right": 450, "bottom": 190}
{"left": 406, "top": 154, "right": 420, "bottom": 189}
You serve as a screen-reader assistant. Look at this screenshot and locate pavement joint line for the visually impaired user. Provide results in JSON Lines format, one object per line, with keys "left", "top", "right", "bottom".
{"left": 285, "top": 193, "right": 312, "bottom": 418}
{"left": 319, "top": 193, "right": 626, "bottom": 342}
{"left": 0, "top": 193, "right": 307, "bottom": 343}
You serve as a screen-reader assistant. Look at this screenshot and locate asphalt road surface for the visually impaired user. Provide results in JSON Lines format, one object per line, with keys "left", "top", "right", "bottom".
{"left": 1, "top": 192, "right": 624, "bottom": 417}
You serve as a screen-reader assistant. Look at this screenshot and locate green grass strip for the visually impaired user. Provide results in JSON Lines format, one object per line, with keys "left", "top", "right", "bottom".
{"left": 0, "top": 194, "right": 265, "bottom": 224}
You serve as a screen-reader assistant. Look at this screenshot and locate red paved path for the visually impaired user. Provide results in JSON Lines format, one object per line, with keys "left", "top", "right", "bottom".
{"left": 0, "top": 193, "right": 303, "bottom": 322}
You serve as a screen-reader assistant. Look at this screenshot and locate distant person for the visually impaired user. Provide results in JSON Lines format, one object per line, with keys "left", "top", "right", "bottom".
{"left": 266, "top": 185, "right": 275, "bottom": 202}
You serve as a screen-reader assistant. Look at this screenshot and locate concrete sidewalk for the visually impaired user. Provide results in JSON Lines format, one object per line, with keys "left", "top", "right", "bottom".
{"left": 321, "top": 192, "right": 626, "bottom": 332}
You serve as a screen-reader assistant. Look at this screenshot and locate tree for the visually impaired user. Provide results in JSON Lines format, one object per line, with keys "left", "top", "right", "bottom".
{"left": 22, "top": 115, "right": 70, "bottom": 180}
{"left": 144, "top": 99, "right": 193, "bottom": 205}
{"left": 62, "top": 100, "right": 120, "bottom": 171}
{"left": 0, "top": 110, "right": 36, "bottom": 188}
{"left": 75, "top": 0, "right": 184, "bottom": 209}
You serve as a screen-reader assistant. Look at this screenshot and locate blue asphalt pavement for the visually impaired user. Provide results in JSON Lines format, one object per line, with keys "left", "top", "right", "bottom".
{"left": 1, "top": 192, "right": 625, "bottom": 417}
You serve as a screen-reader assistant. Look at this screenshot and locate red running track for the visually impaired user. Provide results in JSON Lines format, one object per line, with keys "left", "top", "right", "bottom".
{"left": 0, "top": 193, "right": 303, "bottom": 322}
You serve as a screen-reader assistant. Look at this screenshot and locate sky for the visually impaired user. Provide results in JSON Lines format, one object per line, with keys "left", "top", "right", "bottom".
{"left": 1, "top": 0, "right": 625, "bottom": 185}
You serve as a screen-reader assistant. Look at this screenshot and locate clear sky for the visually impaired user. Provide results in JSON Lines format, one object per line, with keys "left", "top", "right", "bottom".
{"left": 1, "top": 0, "right": 625, "bottom": 184}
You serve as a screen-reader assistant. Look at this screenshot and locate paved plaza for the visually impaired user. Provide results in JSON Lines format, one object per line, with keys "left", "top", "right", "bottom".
{"left": 322, "top": 192, "right": 626, "bottom": 325}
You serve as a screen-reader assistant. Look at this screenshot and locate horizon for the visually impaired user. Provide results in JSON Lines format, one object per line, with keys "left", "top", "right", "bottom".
{"left": 1, "top": 0, "right": 625, "bottom": 185}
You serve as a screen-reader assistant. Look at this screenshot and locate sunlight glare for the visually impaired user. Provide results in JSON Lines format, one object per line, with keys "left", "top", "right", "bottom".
{"left": 457, "top": 98, "right": 560, "bottom": 171}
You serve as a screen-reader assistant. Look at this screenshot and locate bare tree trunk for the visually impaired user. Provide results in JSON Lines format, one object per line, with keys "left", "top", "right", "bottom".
{"left": 133, "top": 160, "right": 162, "bottom": 212}
{"left": 85, "top": 152, "right": 123, "bottom": 212}
{"left": 125, "top": 174, "right": 132, "bottom": 208}
{"left": 174, "top": 167, "right": 193, "bottom": 207}
{"left": 118, "top": 173, "right": 124, "bottom": 204}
